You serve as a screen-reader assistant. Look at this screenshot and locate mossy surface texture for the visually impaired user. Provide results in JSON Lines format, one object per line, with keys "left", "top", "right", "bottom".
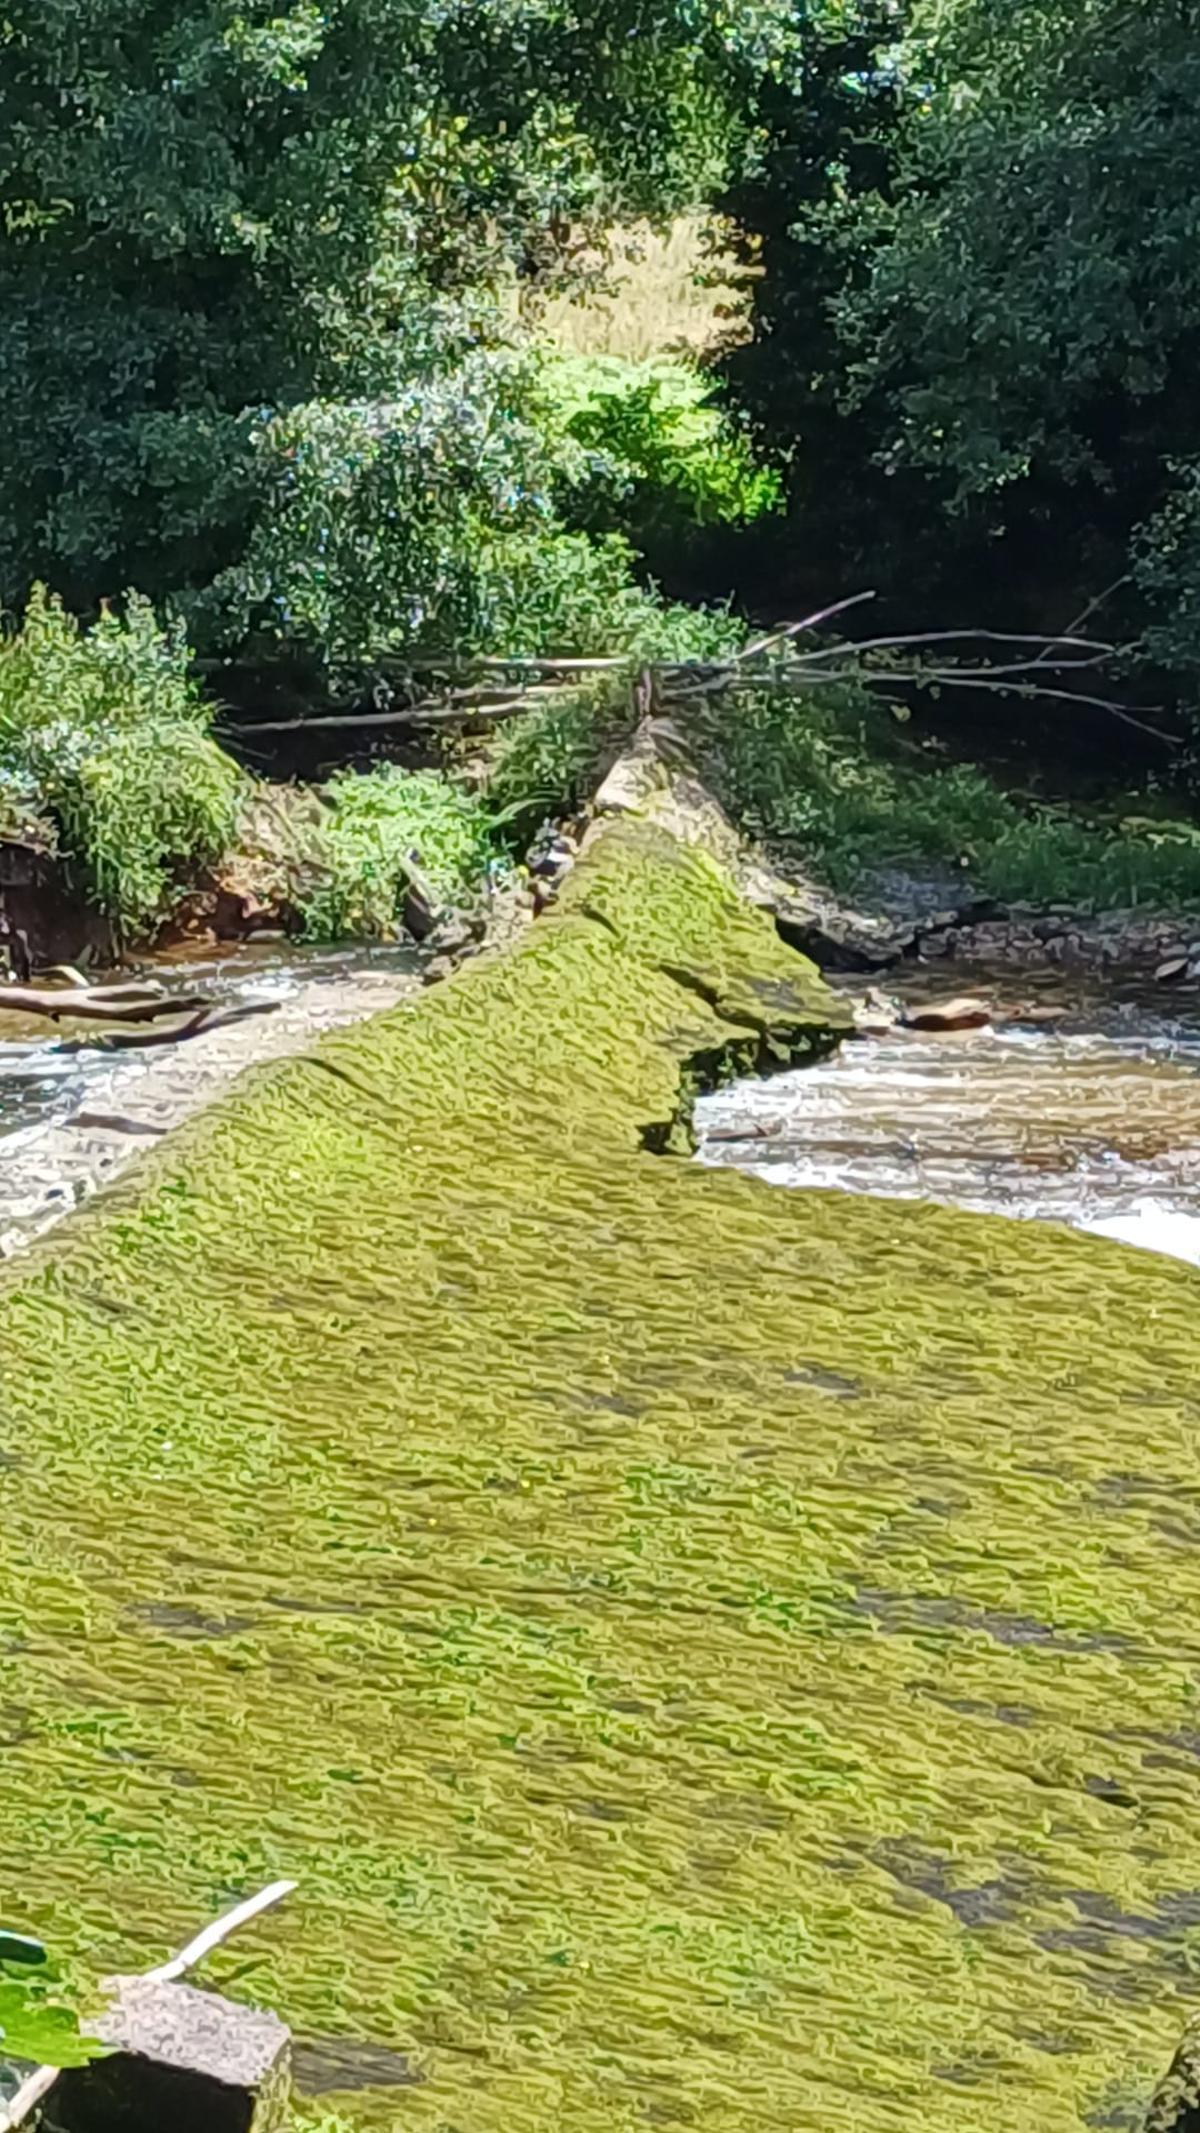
{"left": 1, "top": 820, "right": 1199, "bottom": 2131}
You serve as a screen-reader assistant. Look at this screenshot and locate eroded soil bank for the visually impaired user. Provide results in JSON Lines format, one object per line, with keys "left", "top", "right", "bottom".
{"left": 0, "top": 818, "right": 1197, "bottom": 2133}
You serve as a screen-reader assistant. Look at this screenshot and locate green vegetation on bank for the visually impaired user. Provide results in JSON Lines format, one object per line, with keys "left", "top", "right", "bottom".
{"left": 712, "top": 687, "right": 1200, "bottom": 909}
{"left": 8, "top": 585, "right": 1200, "bottom": 948}
{"left": 0, "top": 0, "right": 783, "bottom": 676}
{"left": 0, "top": 589, "right": 242, "bottom": 939}
{"left": 299, "top": 767, "right": 492, "bottom": 943}
{"left": 4, "top": 0, "right": 1200, "bottom": 936}
{"left": 0, "top": 818, "right": 1196, "bottom": 2131}
{"left": 721, "top": 0, "right": 1200, "bottom": 730}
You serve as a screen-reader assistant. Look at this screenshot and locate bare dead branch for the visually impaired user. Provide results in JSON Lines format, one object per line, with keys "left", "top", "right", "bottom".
{"left": 233, "top": 690, "right": 561, "bottom": 736}
{"left": 457, "top": 653, "right": 633, "bottom": 674}
{"left": 738, "top": 589, "right": 878, "bottom": 662}
{"left": 1036, "top": 577, "right": 1132, "bottom": 659}
{"left": 786, "top": 627, "right": 1118, "bottom": 668}
{"left": 52, "top": 1000, "right": 282, "bottom": 1054}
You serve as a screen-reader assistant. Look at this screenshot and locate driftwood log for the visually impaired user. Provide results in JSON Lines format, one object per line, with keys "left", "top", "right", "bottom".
{"left": 0, "top": 984, "right": 206, "bottom": 1026}
{"left": 50, "top": 1001, "right": 281, "bottom": 1054}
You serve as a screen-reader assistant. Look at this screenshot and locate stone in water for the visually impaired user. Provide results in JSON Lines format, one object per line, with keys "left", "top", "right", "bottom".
{"left": 901, "top": 997, "right": 992, "bottom": 1032}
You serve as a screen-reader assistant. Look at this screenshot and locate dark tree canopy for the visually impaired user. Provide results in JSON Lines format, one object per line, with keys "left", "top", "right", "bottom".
{"left": 719, "top": 0, "right": 1200, "bottom": 706}
{"left": 0, "top": 0, "right": 795, "bottom": 645}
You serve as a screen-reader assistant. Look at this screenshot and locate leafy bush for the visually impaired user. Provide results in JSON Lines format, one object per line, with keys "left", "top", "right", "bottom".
{"left": 483, "top": 573, "right": 745, "bottom": 841}
{"left": 712, "top": 685, "right": 1200, "bottom": 908}
{"left": 0, "top": 1931, "right": 102, "bottom": 2072}
{"left": 1134, "top": 462, "right": 1200, "bottom": 694}
{"left": 541, "top": 351, "right": 781, "bottom": 541}
{"left": 199, "top": 359, "right": 751, "bottom": 668}
{"left": 0, "top": 588, "right": 243, "bottom": 939}
{"left": 487, "top": 681, "right": 627, "bottom": 843}
{"left": 0, "top": 0, "right": 795, "bottom": 654}
{"left": 298, "top": 767, "right": 492, "bottom": 941}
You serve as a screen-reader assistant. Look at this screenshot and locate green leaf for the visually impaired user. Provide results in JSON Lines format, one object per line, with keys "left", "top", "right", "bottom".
{"left": 0, "top": 1980, "right": 107, "bottom": 2070}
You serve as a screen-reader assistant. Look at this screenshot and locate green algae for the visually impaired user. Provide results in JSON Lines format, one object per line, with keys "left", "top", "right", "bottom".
{"left": 0, "top": 821, "right": 1198, "bottom": 2129}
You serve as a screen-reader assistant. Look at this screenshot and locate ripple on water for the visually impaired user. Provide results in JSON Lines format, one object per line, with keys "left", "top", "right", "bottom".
{"left": 696, "top": 969, "right": 1200, "bottom": 1266}
{"left": 0, "top": 940, "right": 420, "bottom": 1255}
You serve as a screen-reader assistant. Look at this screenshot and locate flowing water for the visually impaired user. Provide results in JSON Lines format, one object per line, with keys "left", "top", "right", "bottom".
{"left": 0, "top": 941, "right": 421, "bottom": 1255}
{"left": 697, "top": 966, "right": 1200, "bottom": 1266}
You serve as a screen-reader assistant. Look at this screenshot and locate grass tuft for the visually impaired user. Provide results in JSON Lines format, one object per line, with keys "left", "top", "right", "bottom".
{"left": 297, "top": 765, "right": 493, "bottom": 941}
{"left": 525, "top": 216, "right": 756, "bottom": 364}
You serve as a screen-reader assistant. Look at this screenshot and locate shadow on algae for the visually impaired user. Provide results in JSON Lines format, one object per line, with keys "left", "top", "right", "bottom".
{"left": 0, "top": 818, "right": 1198, "bottom": 2133}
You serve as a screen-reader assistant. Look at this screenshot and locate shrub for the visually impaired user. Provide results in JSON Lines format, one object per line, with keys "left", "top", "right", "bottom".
{"left": 487, "top": 680, "right": 627, "bottom": 843}
{"left": 1134, "top": 462, "right": 1200, "bottom": 707}
{"left": 198, "top": 360, "right": 751, "bottom": 669}
{"left": 711, "top": 684, "right": 1200, "bottom": 908}
{"left": 298, "top": 766, "right": 492, "bottom": 941}
{"left": 0, "top": 588, "right": 243, "bottom": 939}
{"left": 540, "top": 351, "right": 782, "bottom": 543}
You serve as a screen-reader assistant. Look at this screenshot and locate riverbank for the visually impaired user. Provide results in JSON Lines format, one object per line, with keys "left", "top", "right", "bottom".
{"left": 0, "top": 806, "right": 1197, "bottom": 2131}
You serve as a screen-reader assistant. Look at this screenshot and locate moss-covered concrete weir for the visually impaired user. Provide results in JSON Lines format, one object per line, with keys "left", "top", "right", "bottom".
{"left": 0, "top": 817, "right": 1198, "bottom": 2132}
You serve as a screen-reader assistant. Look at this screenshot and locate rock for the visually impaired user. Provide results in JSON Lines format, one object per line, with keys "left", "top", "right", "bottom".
{"left": 953, "top": 897, "right": 1010, "bottom": 925}
{"left": 422, "top": 955, "right": 455, "bottom": 987}
{"left": 773, "top": 908, "right": 897, "bottom": 973}
{"left": 527, "top": 831, "right": 577, "bottom": 880}
{"left": 916, "top": 908, "right": 964, "bottom": 938}
{"left": 428, "top": 914, "right": 474, "bottom": 959}
{"left": 851, "top": 986, "right": 901, "bottom": 1036}
{"left": 1156, "top": 955, "right": 1191, "bottom": 983}
{"left": 48, "top": 1975, "right": 291, "bottom": 2133}
{"left": 901, "top": 997, "right": 992, "bottom": 1033}
{"left": 401, "top": 867, "right": 440, "bottom": 943}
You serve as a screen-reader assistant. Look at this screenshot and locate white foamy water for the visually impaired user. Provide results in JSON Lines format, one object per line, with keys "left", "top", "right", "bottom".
{"left": 696, "top": 978, "right": 1200, "bottom": 1268}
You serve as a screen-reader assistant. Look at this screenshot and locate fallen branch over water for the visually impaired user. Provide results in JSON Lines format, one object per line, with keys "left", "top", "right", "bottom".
{"left": 52, "top": 999, "right": 281, "bottom": 1053}
{"left": 0, "top": 1880, "right": 297, "bottom": 2131}
{"left": 222, "top": 591, "right": 1177, "bottom": 745}
{"left": 0, "top": 983, "right": 205, "bottom": 1025}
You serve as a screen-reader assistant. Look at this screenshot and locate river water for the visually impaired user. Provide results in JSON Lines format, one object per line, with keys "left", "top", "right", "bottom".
{"left": 6, "top": 950, "right": 1200, "bottom": 1273}
{"left": 697, "top": 966, "right": 1200, "bottom": 1267}
{"left": 0, "top": 942, "right": 421, "bottom": 1255}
